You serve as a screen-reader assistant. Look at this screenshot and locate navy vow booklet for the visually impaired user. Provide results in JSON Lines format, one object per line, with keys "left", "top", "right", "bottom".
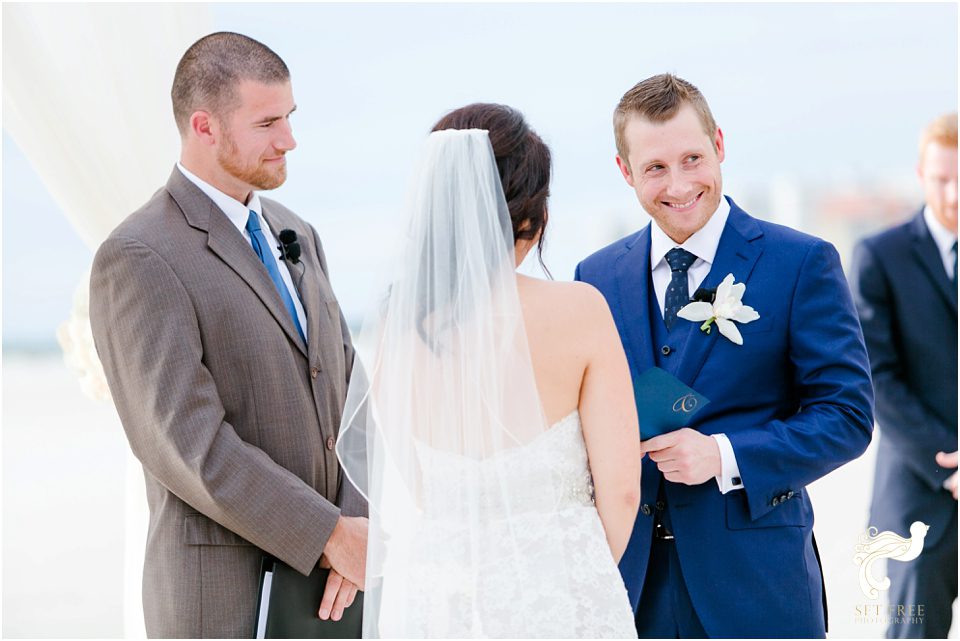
{"left": 633, "top": 367, "right": 710, "bottom": 440}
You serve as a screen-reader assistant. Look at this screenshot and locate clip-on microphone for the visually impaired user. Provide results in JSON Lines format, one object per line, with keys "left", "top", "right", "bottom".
{"left": 277, "top": 229, "right": 301, "bottom": 265}
{"left": 278, "top": 229, "right": 305, "bottom": 290}
{"left": 691, "top": 286, "right": 717, "bottom": 304}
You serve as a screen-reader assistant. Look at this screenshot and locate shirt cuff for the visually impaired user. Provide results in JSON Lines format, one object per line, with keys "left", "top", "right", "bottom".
{"left": 712, "top": 433, "right": 744, "bottom": 494}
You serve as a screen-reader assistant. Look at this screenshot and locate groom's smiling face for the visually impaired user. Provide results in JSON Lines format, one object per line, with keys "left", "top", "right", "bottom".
{"left": 616, "top": 104, "right": 724, "bottom": 244}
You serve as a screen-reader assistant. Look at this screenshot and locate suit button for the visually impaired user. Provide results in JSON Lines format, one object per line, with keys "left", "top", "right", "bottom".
{"left": 326, "top": 436, "right": 335, "bottom": 451}
{"left": 787, "top": 490, "right": 795, "bottom": 499}
{"left": 772, "top": 497, "right": 780, "bottom": 506}
{"left": 655, "top": 500, "right": 665, "bottom": 511}
{"left": 640, "top": 504, "right": 652, "bottom": 516}
{"left": 311, "top": 367, "right": 319, "bottom": 379}
{"left": 661, "top": 345, "right": 672, "bottom": 356}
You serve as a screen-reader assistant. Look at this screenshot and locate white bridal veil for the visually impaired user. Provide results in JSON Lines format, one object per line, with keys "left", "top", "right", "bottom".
{"left": 337, "top": 129, "right": 573, "bottom": 636}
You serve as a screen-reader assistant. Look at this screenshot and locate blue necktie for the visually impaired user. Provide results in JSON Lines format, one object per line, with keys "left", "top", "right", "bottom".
{"left": 664, "top": 248, "right": 697, "bottom": 330}
{"left": 246, "top": 210, "right": 305, "bottom": 342}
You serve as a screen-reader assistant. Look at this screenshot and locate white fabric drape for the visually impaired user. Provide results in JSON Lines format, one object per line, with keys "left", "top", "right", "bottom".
{"left": 3, "top": 4, "right": 212, "bottom": 636}
{"left": 3, "top": 3, "right": 211, "bottom": 245}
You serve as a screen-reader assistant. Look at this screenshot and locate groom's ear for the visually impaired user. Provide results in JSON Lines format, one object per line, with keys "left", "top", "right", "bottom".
{"left": 189, "top": 110, "right": 217, "bottom": 146}
{"left": 616, "top": 155, "right": 635, "bottom": 187}
{"left": 714, "top": 127, "right": 725, "bottom": 163}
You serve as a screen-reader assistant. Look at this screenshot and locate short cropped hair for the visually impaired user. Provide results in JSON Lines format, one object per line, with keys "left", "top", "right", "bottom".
{"left": 613, "top": 73, "right": 717, "bottom": 166}
{"left": 919, "top": 112, "right": 958, "bottom": 159}
{"left": 171, "top": 32, "right": 289, "bottom": 136}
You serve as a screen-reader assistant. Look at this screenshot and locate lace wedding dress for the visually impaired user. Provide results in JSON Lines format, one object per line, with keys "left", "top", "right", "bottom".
{"left": 377, "top": 410, "right": 638, "bottom": 638}
{"left": 337, "top": 129, "right": 638, "bottom": 638}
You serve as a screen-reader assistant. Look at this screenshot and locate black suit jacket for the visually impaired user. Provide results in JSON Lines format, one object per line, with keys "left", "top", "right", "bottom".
{"left": 851, "top": 209, "right": 958, "bottom": 547}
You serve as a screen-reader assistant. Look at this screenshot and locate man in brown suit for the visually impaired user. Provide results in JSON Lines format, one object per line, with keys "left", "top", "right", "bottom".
{"left": 89, "top": 33, "right": 367, "bottom": 637}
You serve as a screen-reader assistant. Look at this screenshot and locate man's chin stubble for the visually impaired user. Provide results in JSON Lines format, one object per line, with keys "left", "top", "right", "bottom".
{"left": 245, "top": 166, "right": 286, "bottom": 191}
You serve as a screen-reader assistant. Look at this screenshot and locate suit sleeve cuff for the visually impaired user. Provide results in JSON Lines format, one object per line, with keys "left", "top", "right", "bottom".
{"left": 712, "top": 433, "right": 744, "bottom": 494}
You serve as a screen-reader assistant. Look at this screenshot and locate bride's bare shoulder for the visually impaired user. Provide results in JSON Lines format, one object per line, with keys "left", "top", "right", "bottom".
{"left": 518, "top": 276, "right": 613, "bottom": 327}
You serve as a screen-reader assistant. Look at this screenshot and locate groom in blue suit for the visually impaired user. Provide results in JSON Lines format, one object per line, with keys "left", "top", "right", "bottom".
{"left": 576, "top": 74, "right": 875, "bottom": 638}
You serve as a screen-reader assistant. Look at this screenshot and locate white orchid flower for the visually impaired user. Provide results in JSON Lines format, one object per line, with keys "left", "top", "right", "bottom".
{"left": 677, "top": 273, "right": 760, "bottom": 345}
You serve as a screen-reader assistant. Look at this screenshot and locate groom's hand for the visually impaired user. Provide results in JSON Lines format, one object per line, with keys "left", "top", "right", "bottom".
{"left": 643, "top": 428, "right": 721, "bottom": 485}
{"left": 317, "top": 558, "right": 359, "bottom": 621}
{"left": 323, "top": 515, "right": 368, "bottom": 588}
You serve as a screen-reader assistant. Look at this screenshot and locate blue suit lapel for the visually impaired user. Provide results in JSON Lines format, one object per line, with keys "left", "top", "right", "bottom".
{"left": 615, "top": 225, "right": 656, "bottom": 376}
{"left": 674, "top": 198, "right": 765, "bottom": 387}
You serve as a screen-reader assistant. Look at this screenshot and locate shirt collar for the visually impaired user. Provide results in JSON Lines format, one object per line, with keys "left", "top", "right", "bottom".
{"left": 177, "top": 162, "right": 262, "bottom": 234}
{"left": 923, "top": 204, "right": 958, "bottom": 255}
{"left": 650, "top": 195, "right": 731, "bottom": 270}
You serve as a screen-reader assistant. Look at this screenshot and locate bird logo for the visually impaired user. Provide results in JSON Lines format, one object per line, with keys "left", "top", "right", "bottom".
{"left": 853, "top": 521, "right": 930, "bottom": 599}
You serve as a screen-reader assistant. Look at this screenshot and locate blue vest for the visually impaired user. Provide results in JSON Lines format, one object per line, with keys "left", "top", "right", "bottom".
{"left": 646, "top": 271, "right": 699, "bottom": 529}
{"left": 647, "top": 270, "right": 698, "bottom": 375}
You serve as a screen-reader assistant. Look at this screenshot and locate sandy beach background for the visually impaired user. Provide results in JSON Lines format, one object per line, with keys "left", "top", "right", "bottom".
{"left": 3, "top": 351, "right": 957, "bottom": 638}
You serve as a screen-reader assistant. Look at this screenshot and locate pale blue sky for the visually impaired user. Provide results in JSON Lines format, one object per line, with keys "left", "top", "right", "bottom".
{"left": 3, "top": 2, "right": 957, "bottom": 347}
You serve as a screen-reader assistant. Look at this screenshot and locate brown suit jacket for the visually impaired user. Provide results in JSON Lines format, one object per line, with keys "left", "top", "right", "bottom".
{"left": 90, "top": 167, "right": 365, "bottom": 637}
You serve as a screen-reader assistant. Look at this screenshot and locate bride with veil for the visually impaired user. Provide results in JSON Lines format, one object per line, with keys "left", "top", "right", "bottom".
{"left": 337, "top": 104, "right": 641, "bottom": 638}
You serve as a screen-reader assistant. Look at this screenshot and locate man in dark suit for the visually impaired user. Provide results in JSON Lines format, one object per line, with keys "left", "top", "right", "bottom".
{"left": 851, "top": 112, "right": 958, "bottom": 638}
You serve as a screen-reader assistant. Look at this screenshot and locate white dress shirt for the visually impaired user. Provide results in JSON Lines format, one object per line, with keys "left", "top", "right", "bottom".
{"left": 649, "top": 195, "right": 743, "bottom": 494}
{"left": 177, "top": 163, "right": 308, "bottom": 340}
{"left": 923, "top": 205, "right": 958, "bottom": 278}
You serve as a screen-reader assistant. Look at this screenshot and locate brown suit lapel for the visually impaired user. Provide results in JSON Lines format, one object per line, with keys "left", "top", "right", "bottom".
{"left": 165, "top": 167, "right": 309, "bottom": 358}
{"left": 262, "top": 204, "right": 326, "bottom": 366}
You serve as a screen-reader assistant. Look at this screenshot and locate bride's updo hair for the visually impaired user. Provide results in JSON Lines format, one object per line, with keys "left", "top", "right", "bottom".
{"left": 432, "top": 103, "right": 552, "bottom": 273}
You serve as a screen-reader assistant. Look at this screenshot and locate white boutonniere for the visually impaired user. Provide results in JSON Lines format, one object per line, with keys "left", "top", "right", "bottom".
{"left": 677, "top": 273, "right": 759, "bottom": 345}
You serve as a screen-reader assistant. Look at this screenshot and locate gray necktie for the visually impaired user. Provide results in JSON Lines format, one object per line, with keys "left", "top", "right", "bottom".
{"left": 951, "top": 240, "right": 957, "bottom": 285}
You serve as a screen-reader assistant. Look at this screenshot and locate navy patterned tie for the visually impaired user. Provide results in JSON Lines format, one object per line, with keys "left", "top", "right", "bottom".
{"left": 664, "top": 248, "right": 697, "bottom": 330}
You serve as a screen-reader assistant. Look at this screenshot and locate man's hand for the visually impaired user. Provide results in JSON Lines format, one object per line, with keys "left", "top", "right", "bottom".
{"left": 936, "top": 451, "right": 958, "bottom": 500}
{"left": 323, "top": 515, "right": 368, "bottom": 588}
{"left": 317, "top": 557, "right": 359, "bottom": 621}
{"left": 643, "top": 428, "right": 721, "bottom": 486}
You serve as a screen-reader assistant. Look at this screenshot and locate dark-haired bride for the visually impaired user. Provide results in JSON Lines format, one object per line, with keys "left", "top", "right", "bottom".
{"left": 337, "top": 104, "right": 640, "bottom": 638}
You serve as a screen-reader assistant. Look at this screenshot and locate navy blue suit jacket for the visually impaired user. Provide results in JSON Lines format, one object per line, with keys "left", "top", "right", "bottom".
{"left": 851, "top": 210, "right": 958, "bottom": 548}
{"left": 576, "top": 198, "right": 874, "bottom": 638}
